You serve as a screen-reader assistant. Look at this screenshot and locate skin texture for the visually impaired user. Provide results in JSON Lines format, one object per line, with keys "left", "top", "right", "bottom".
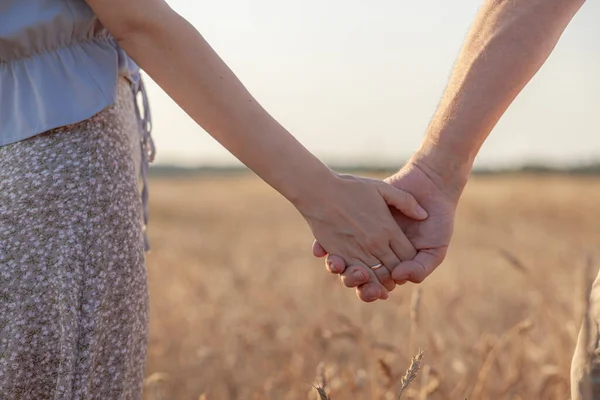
{"left": 84, "top": 0, "right": 433, "bottom": 299}
{"left": 314, "top": 0, "right": 586, "bottom": 301}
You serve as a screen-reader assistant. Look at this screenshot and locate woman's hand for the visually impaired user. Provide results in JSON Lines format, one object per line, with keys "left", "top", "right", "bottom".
{"left": 296, "top": 172, "right": 428, "bottom": 301}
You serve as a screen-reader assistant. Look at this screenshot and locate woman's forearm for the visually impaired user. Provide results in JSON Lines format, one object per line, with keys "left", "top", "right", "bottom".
{"left": 413, "top": 0, "right": 586, "bottom": 197}
{"left": 88, "top": 1, "right": 334, "bottom": 207}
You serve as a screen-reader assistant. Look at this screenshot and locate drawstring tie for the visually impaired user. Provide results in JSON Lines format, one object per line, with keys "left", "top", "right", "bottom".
{"left": 132, "top": 76, "right": 156, "bottom": 252}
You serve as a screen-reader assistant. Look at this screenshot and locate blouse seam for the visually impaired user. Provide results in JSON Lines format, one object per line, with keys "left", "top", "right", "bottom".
{"left": 0, "top": 35, "right": 115, "bottom": 65}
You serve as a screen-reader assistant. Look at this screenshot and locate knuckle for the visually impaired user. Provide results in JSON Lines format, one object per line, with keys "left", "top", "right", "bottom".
{"left": 383, "top": 226, "right": 398, "bottom": 238}
{"left": 344, "top": 266, "right": 367, "bottom": 284}
{"left": 365, "top": 238, "right": 379, "bottom": 251}
{"left": 366, "top": 236, "right": 387, "bottom": 252}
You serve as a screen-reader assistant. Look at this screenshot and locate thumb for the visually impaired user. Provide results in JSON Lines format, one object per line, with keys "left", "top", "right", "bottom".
{"left": 392, "top": 248, "right": 446, "bottom": 283}
{"left": 378, "top": 183, "right": 427, "bottom": 220}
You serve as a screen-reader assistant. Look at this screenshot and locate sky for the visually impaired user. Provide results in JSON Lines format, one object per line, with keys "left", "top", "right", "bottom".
{"left": 146, "top": 1, "right": 600, "bottom": 168}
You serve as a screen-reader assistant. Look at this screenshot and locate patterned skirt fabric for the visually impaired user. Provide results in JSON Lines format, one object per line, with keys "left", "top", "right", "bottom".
{"left": 0, "top": 79, "right": 149, "bottom": 399}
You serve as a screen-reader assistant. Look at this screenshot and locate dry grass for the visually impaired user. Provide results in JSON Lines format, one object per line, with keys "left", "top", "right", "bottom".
{"left": 142, "top": 173, "right": 600, "bottom": 399}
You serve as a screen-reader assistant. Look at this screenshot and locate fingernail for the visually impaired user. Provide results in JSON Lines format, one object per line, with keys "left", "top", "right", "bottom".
{"left": 417, "top": 206, "right": 428, "bottom": 218}
{"left": 353, "top": 271, "right": 365, "bottom": 281}
{"left": 381, "top": 291, "right": 389, "bottom": 300}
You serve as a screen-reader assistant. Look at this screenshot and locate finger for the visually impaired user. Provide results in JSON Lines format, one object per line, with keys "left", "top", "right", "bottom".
{"left": 312, "top": 240, "right": 327, "bottom": 258}
{"left": 326, "top": 243, "right": 397, "bottom": 289}
{"left": 387, "top": 224, "right": 417, "bottom": 262}
{"left": 340, "top": 265, "right": 371, "bottom": 288}
{"left": 369, "top": 247, "right": 401, "bottom": 292}
{"left": 380, "top": 217, "right": 417, "bottom": 260}
{"left": 341, "top": 260, "right": 389, "bottom": 302}
{"left": 325, "top": 254, "right": 346, "bottom": 274}
{"left": 356, "top": 282, "right": 389, "bottom": 302}
{"left": 354, "top": 254, "right": 393, "bottom": 301}
{"left": 364, "top": 260, "right": 396, "bottom": 292}
{"left": 391, "top": 248, "right": 447, "bottom": 284}
{"left": 351, "top": 275, "right": 389, "bottom": 302}
{"left": 378, "top": 183, "right": 428, "bottom": 220}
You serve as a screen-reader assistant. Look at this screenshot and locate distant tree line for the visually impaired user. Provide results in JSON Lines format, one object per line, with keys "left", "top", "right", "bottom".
{"left": 148, "top": 162, "right": 600, "bottom": 178}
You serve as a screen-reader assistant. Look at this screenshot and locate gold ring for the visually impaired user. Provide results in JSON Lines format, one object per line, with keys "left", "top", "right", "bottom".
{"left": 370, "top": 263, "right": 384, "bottom": 271}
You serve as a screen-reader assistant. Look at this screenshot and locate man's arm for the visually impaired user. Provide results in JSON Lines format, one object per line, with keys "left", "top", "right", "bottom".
{"left": 317, "top": 0, "right": 587, "bottom": 300}
{"left": 413, "top": 0, "right": 586, "bottom": 196}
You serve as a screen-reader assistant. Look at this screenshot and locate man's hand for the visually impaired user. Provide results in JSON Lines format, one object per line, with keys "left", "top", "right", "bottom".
{"left": 313, "top": 157, "right": 463, "bottom": 301}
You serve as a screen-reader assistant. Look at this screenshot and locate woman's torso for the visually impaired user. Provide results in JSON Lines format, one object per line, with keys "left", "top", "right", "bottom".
{"left": 0, "top": 0, "right": 141, "bottom": 145}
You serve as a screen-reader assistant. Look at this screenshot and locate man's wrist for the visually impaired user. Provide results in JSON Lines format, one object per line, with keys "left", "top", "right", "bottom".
{"left": 409, "top": 139, "right": 474, "bottom": 201}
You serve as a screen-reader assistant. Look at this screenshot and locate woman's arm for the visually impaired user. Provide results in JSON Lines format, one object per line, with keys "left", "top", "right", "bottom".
{"left": 85, "top": 0, "right": 427, "bottom": 300}
{"left": 87, "top": 0, "right": 327, "bottom": 205}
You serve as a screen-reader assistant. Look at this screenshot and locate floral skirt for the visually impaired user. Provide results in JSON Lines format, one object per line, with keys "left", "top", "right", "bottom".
{"left": 0, "top": 79, "right": 149, "bottom": 399}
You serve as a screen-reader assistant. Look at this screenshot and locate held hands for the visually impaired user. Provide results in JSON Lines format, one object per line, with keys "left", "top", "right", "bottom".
{"left": 312, "top": 161, "right": 461, "bottom": 302}
{"left": 294, "top": 172, "right": 428, "bottom": 300}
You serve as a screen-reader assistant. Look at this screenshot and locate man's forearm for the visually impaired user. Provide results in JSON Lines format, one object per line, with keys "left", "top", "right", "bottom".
{"left": 412, "top": 0, "right": 586, "bottom": 198}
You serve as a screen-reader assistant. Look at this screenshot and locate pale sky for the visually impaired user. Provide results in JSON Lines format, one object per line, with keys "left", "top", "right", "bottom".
{"left": 146, "top": 1, "right": 600, "bottom": 168}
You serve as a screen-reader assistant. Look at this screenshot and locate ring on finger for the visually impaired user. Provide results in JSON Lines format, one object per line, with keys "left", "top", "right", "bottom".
{"left": 370, "top": 263, "right": 384, "bottom": 271}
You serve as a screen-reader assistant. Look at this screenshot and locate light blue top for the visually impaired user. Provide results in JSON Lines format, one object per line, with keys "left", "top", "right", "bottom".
{"left": 0, "top": 0, "right": 156, "bottom": 250}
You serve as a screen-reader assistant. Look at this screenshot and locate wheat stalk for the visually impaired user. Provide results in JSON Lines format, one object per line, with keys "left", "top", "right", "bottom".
{"left": 312, "top": 362, "right": 331, "bottom": 400}
{"left": 409, "top": 287, "right": 422, "bottom": 354}
{"left": 471, "top": 319, "right": 533, "bottom": 399}
{"left": 577, "top": 254, "right": 594, "bottom": 400}
{"left": 398, "top": 350, "right": 424, "bottom": 399}
{"left": 312, "top": 385, "right": 331, "bottom": 400}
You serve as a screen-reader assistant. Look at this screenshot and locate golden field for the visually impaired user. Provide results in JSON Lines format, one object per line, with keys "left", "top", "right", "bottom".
{"left": 142, "top": 173, "right": 600, "bottom": 400}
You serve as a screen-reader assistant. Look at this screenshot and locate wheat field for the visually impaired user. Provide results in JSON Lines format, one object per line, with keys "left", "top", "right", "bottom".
{"left": 142, "top": 173, "right": 600, "bottom": 400}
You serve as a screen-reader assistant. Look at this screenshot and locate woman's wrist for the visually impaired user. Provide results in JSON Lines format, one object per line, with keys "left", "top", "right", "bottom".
{"left": 273, "top": 156, "right": 339, "bottom": 214}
